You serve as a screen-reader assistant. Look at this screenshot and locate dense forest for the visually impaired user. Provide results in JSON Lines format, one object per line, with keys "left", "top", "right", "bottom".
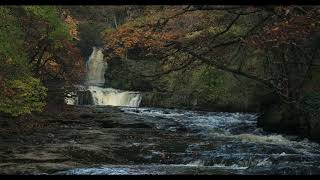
{"left": 0, "top": 6, "right": 86, "bottom": 116}
{"left": 1, "top": 5, "right": 320, "bottom": 175}
{"left": 2, "top": 5, "right": 319, "bottom": 138}
{"left": 99, "top": 5, "right": 320, "bottom": 138}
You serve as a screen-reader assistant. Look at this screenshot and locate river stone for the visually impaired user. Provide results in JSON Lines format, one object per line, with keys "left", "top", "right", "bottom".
{"left": 77, "top": 90, "right": 93, "bottom": 105}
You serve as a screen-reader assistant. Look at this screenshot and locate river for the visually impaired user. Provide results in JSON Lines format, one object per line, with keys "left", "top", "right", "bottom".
{"left": 58, "top": 47, "right": 320, "bottom": 175}
{"left": 54, "top": 106, "right": 320, "bottom": 175}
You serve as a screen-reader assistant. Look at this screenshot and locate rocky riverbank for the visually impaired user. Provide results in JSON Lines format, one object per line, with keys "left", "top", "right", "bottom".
{"left": 1, "top": 105, "right": 221, "bottom": 175}
{"left": 1, "top": 105, "right": 320, "bottom": 175}
{"left": 0, "top": 105, "right": 157, "bottom": 174}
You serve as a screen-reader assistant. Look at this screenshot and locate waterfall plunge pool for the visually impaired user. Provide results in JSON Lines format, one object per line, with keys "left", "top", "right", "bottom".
{"left": 65, "top": 47, "right": 142, "bottom": 107}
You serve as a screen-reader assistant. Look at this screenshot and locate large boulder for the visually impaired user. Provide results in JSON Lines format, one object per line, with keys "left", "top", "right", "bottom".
{"left": 258, "top": 96, "right": 320, "bottom": 141}
{"left": 77, "top": 90, "right": 93, "bottom": 105}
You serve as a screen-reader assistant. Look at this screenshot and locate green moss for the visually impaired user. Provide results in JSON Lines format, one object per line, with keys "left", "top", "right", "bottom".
{"left": 0, "top": 6, "right": 69, "bottom": 116}
{"left": 302, "top": 92, "right": 320, "bottom": 120}
{"left": 0, "top": 78, "right": 47, "bottom": 116}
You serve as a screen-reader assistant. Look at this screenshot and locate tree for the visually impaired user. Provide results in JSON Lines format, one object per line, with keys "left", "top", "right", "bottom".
{"left": 20, "top": 6, "right": 86, "bottom": 85}
{"left": 103, "top": 5, "right": 320, "bottom": 108}
{"left": 0, "top": 6, "right": 86, "bottom": 116}
{"left": 0, "top": 6, "right": 47, "bottom": 116}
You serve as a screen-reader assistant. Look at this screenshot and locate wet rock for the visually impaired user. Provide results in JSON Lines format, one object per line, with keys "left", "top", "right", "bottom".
{"left": 100, "top": 121, "right": 119, "bottom": 128}
{"left": 163, "top": 110, "right": 170, "bottom": 114}
{"left": 77, "top": 90, "right": 93, "bottom": 105}
{"left": 47, "top": 133, "right": 55, "bottom": 138}
{"left": 80, "top": 113, "right": 95, "bottom": 119}
{"left": 1, "top": 106, "right": 320, "bottom": 175}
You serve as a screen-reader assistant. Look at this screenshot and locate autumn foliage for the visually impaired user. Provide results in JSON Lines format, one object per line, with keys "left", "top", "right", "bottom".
{"left": 40, "top": 39, "right": 86, "bottom": 84}
{"left": 246, "top": 9, "right": 320, "bottom": 49}
{"left": 0, "top": 6, "right": 86, "bottom": 116}
{"left": 105, "top": 23, "right": 179, "bottom": 57}
{"left": 103, "top": 7, "right": 210, "bottom": 58}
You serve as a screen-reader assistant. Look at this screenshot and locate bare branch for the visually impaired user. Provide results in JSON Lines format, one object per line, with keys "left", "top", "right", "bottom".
{"left": 140, "top": 59, "right": 194, "bottom": 81}
{"left": 183, "top": 48, "right": 272, "bottom": 87}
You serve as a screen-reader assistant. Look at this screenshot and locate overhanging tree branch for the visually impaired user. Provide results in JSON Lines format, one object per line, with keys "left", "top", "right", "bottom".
{"left": 183, "top": 48, "right": 273, "bottom": 87}
{"left": 140, "top": 59, "right": 195, "bottom": 81}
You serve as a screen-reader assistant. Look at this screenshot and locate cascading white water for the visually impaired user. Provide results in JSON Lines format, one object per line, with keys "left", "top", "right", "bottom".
{"left": 86, "top": 47, "right": 107, "bottom": 86}
{"left": 66, "top": 47, "right": 142, "bottom": 107}
{"left": 88, "top": 86, "right": 142, "bottom": 107}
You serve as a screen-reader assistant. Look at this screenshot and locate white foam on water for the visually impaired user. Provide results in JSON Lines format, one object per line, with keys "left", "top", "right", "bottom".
{"left": 209, "top": 132, "right": 320, "bottom": 156}
{"left": 236, "top": 134, "right": 290, "bottom": 144}
{"left": 65, "top": 91, "right": 78, "bottom": 105}
{"left": 58, "top": 167, "right": 149, "bottom": 175}
{"left": 256, "top": 158, "right": 272, "bottom": 167}
{"left": 122, "top": 107, "right": 320, "bottom": 158}
{"left": 211, "top": 164, "right": 248, "bottom": 170}
{"left": 65, "top": 96, "right": 76, "bottom": 105}
{"left": 186, "top": 160, "right": 205, "bottom": 166}
{"left": 121, "top": 108, "right": 257, "bottom": 129}
{"left": 64, "top": 47, "right": 142, "bottom": 107}
{"left": 279, "top": 152, "right": 287, "bottom": 156}
{"left": 121, "top": 107, "right": 186, "bottom": 117}
{"left": 88, "top": 86, "right": 142, "bottom": 107}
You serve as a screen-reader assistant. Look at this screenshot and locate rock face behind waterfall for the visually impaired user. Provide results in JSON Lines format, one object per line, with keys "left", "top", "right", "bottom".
{"left": 66, "top": 47, "right": 142, "bottom": 107}
{"left": 86, "top": 47, "right": 107, "bottom": 87}
{"left": 77, "top": 90, "right": 94, "bottom": 105}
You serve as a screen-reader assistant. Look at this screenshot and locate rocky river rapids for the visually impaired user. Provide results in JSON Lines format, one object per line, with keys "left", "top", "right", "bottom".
{"left": 1, "top": 47, "right": 319, "bottom": 175}
{"left": 1, "top": 105, "right": 320, "bottom": 175}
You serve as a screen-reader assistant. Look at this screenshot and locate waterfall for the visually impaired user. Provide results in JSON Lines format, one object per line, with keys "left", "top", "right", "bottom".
{"left": 65, "top": 47, "right": 142, "bottom": 107}
{"left": 88, "top": 86, "right": 142, "bottom": 107}
{"left": 86, "top": 47, "right": 107, "bottom": 86}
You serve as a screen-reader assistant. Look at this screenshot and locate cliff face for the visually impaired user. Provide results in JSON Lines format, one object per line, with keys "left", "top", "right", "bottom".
{"left": 103, "top": 54, "right": 320, "bottom": 141}
{"left": 257, "top": 74, "right": 320, "bottom": 141}
{"left": 63, "top": 6, "right": 320, "bottom": 141}
{"left": 258, "top": 102, "right": 320, "bottom": 141}
{"left": 62, "top": 6, "right": 129, "bottom": 59}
